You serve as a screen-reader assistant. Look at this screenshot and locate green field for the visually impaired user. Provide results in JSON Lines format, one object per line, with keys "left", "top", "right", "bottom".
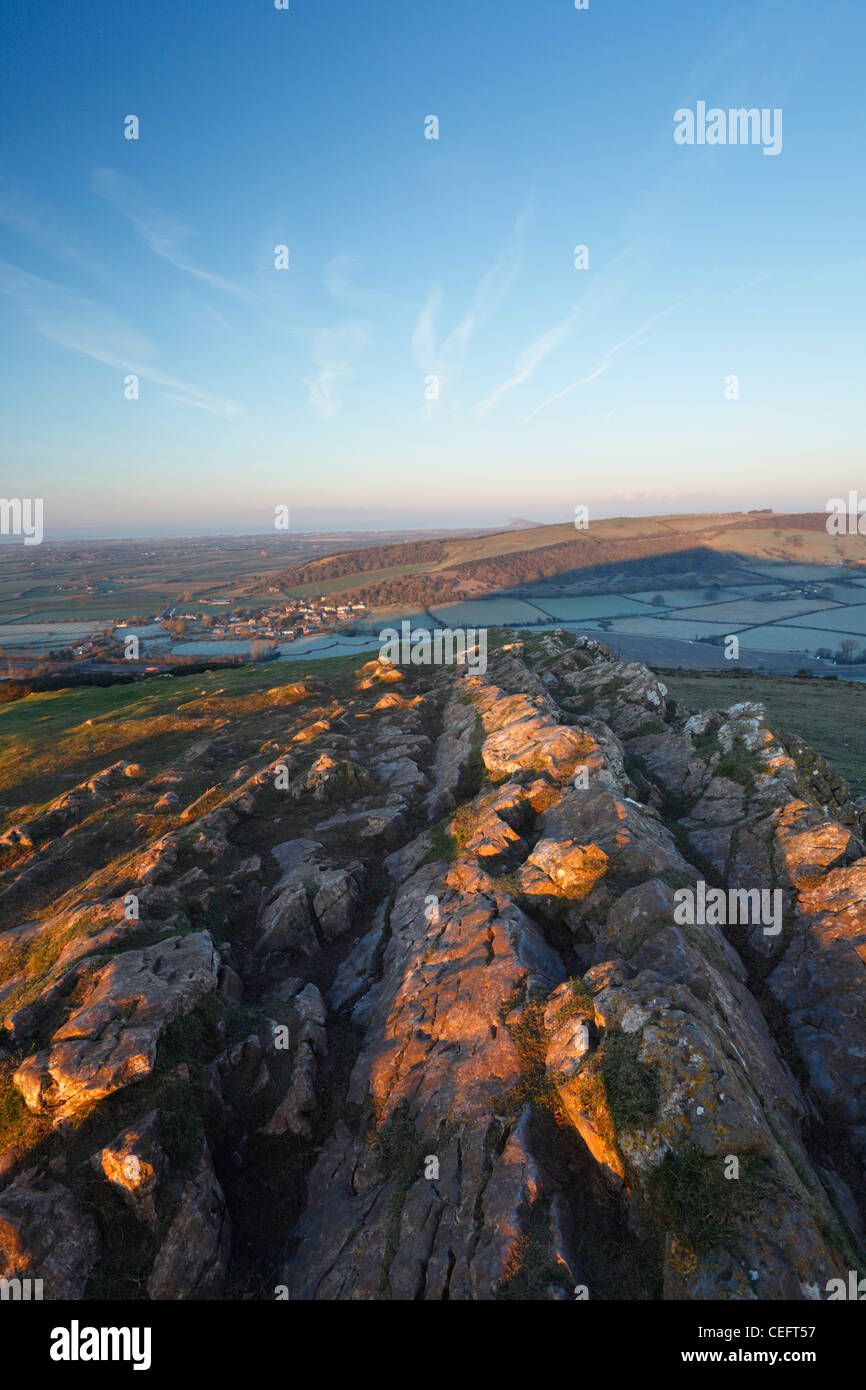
{"left": 0, "top": 649, "right": 376, "bottom": 816}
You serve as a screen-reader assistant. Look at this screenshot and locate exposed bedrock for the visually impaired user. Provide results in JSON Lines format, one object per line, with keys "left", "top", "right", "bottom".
{"left": 2, "top": 632, "right": 863, "bottom": 1300}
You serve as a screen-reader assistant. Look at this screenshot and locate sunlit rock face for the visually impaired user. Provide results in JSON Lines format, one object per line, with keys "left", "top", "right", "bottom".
{"left": 92, "top": 1108, "right": 166, "bottom": 1225}
{"left": 13, "top": 933, "right": 220, "bottom": 1122}
{"left": 1, "top": 631, "right": 864, "bottom": 1300}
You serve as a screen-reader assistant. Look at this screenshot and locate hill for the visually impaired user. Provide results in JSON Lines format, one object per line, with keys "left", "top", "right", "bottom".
{"left": 248, "top": 512, "right": 864, "bottom": 609}
{"left": 1, "top": 630, "right": 864, "bottom": 1300}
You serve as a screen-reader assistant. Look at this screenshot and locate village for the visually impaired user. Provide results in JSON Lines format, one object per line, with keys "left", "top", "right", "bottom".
{"left": 157, "top": 593, "right": 371, "bottom": 643}
{"left": 66, "top": 593, "right": 376, "bottom": 665}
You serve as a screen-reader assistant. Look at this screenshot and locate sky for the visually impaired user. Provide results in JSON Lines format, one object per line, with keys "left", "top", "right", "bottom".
{"left": 1, "top": 0, "right": 865, "bottom": 539}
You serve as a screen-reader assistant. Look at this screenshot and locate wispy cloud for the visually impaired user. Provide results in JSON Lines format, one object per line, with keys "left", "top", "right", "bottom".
{"left": 0, "top": 260, "right": 244, "bottom": 416}
{"left": 473, "top": 300, "right": 584, "bottom": 421}
{"left": 162, "top": 392, "right": 239, "bottom": 415}
{"left": 411, "top": 284, "right": 440, "bottom": 366}
{"left": 521, "top": 295, "right": 692, "bottom": 423}
{"left": 92, "top": 168, "right": 251, "bottom": 301}
{"left": 304, "top": 322, "right": 370, "bottom": 417}
{"left": 731, "top": 267, "right": 781, "bottom": 296}
{"left": 472, "top": 243, "right": 645, "bottom": 422}
{"left": 0, "top": 188, "right": 110, "bottom": 283}
{"left": 325, "top": 254, "right": 407, "bottom": 313}
{"left": 412, "top": 204, "right": 532, "bottom": 408}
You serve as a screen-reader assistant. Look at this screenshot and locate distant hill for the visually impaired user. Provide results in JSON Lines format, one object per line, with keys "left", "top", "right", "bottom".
{"left": 248, "top": 512, "right": 864, "bottom": 608}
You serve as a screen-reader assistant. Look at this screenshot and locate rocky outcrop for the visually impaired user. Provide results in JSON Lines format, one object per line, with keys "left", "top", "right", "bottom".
{"left": 562, "top": 655, "right": 866, "bottom": 1177}
{"left": 92, "top": 1110, "right": 166, "bottom": 1224}
{"left": 13, "top": 933, "right": 220, "bottom": 1122}
{"left": 262, "top": 984, "right": 328, "bottom": 1139}
{"left": 256, "top": 841, "right": 364, "bottom": 957}
{"left": 0, "top": 1170, "right": 101, "bottom": 1298}
{"left": 279, "top": 637, "right": 862, "bottom": 1300}
{"left": 1, "top": 628, "right": 863, "bottom": 1301}
{"left": 424, "top": 688, "right": 478, "bottom": 819}
{"left": 768, "top": 860, "right": 866, "bottom": 1158}
{"left": 146, "top": 1143, "right": 230, "bottom": 1300}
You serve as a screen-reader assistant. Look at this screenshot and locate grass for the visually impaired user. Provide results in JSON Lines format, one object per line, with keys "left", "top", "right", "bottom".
{"left": 631, "top": 717, "right": 666, "bottom": 738}
{"left": 449, "top": 803, "right": 479, "bottom": 855}
{"left": 601, "top": 1032, "right": 659, "bottom": 1132}
{"left": 0, "top": 1057, "right": 53, "bottom": 1153}
{"left": 661, "top": 669, "right": 866, "bottom": 795}
{"left": 715, "top": 736, "right": 757, "bottom": 790}
{"left": 499, "top": 996, "right": 560, "bottom": 1118}
{"left": 552, "top": 976, "right": 597, "bottom": 1026}
{"left": 623, "top": 752, "right": 654, "bottom": 801}
{"left": 372, "top": 1103, "right": 428, "bottom": 1186}
{"left": 570, "top": 1051, "right": 616, "bottom": 1151}
{"left": 0, "top": 649, "right": 386, "bottom": 814}
{"left": 646, "top": 1145, "right": 775, "bottom": 1253}
{"left": 419, "top": 817, "right": 456, "bottom": 865}
{"left": 0, "top": 909, "right": 110, "bottom": 1018}
{"left": 370, "top": 1102, "right": 441, "bottom": 1298}
{"left": 496, "top": 1196, "right": 568, "bottom": 1300}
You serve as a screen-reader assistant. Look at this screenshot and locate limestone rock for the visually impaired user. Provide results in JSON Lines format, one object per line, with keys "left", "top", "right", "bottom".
{"left": 0, "top": 1171, "right": 101, "bottom": 1298}
{"left": 92, "top": 1109, "right": 166, "bottom": 1224}
{"left": 147, "top": 1143, "right": 230, "bottom": 1299}
{"left": 13, "top": 933, "right": 219, "bottom": 1121}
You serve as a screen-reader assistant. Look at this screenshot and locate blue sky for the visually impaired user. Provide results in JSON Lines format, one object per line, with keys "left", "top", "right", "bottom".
{"left": 1, "top": 0, "right": 864, "bottom": 538}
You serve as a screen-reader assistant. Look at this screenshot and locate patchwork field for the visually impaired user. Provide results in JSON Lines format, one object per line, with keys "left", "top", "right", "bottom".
{"left": 0, "top": 530, "right": 461, "bottom": 627}
{"left": 4, "top": 517, "right": 866, "bottom": 678}
{"left": 786, "top": 604, "right": 866, "bottom": 635}
{"left": 736, "top": 626, "right": 838, "bottom": 653}
{"left": 672, "top": 599, "right": 839, "bottom": 624}
{"left": 626, "top": 587, "right": 752, "bottom": 607}
{"left": 428, "top": 597, "right": 547, "bottom": 626}
{"left": 608, "top": 617, "right": 741, "bottom": 640}
{"left": 170, "top": 636, "right": 380, "bottom": 660}
{"left": 529, "top": 595, "right": 651, "bottom": 619}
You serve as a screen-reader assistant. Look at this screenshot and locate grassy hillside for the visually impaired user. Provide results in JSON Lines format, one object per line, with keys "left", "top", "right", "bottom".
{"left": 0, "top": 650, "right": 377, "bottom": 818}
{"left": 249, "top": 512, "right": 866, "bottom": 609}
